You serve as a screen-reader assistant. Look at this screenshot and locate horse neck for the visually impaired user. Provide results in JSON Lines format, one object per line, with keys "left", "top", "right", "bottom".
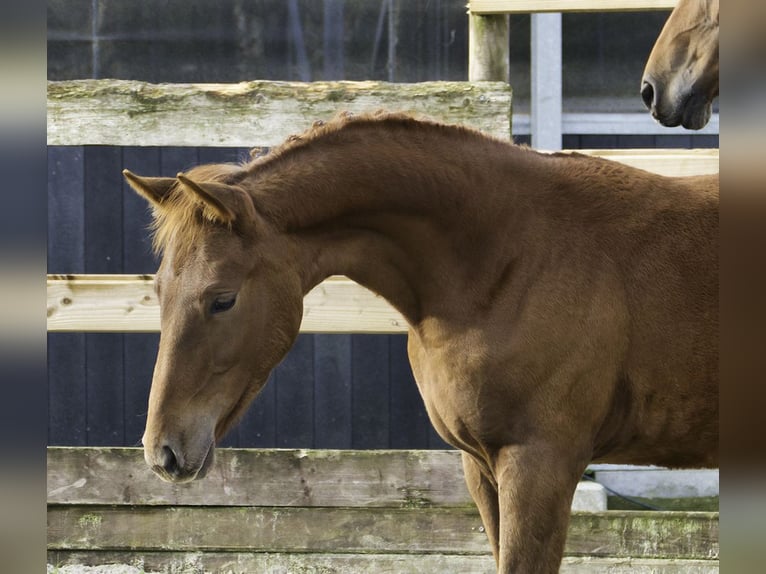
{"left": 248, "top": 123, "right": 541, "bottom": 326}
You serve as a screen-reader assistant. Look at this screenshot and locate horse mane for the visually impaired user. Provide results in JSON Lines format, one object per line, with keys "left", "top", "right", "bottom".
{"left": 244, "top": 110, "right": 511, "bottom": 172}
{"left": 149, "top": 111, "right": 528, "bottom": 257}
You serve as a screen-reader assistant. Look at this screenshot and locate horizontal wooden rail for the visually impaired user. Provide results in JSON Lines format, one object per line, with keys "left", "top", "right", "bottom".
{"left": 48, "top": 505, "right": 718, "bottom": 558}
{"left": 468, "top": 0, "right": 676, "bottom": 14}
{"left": 572, "top": 148, "right": 718, "bottom": 177}
{"left": 47, "top": 79, "right": 513, "bottom": 146}
{"left": 47, "top": 275, "right": 407, "bottom": 334}
{"left": 47, "top": 448, "right": 719, "bottom": 572}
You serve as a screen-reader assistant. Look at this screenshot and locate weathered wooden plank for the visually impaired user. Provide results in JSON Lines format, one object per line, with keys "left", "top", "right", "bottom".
{"left": 47, "top": 552, "right": 719, "bottom": 574}
{"left": 469, "top": 0, "right": 675, "bottom": 14}
{"left": 46, "top": 447, "right": 472, "bottom": 508}
{"left": 468, "top": 13, "right": 509, "bottom": 82}
{"left": 47, "top": 80, "right": 513, "bottom": 146}
{"left": 47, "top": 505, "right": 488, "bottom": 554}
{"left": 47, "top": 505, "right": 718, "bottom": 559}
{"left": 47, "top": 274, "right": 408, "bottom": 334}
{"left": 572, "top": 149, "right": 719, "bottom": 177}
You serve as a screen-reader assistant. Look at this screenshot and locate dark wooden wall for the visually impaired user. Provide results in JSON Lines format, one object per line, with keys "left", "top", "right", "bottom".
{"left": 47, "top": 145, "right": 449, "bottom": 449}
{"left": 47, "top": 1, "right": 717, "bottom": 449}
{"left": 47, "top": 133, "right": 717, "bottom": 449}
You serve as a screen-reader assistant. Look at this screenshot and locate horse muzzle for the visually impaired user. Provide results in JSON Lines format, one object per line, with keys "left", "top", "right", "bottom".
{"left": 144, "top": 438, "right": 215, "bottom": 483}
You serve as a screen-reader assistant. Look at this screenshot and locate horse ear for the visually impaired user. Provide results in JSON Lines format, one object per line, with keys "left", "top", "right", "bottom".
{"left": 176, "top": 174, "right": 249, "bottom": 224}
{"left": 123, "top": 170, "right": 176, "bottom": 206}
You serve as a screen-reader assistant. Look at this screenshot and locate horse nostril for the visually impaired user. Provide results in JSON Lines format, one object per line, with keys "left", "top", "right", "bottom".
{"left": 160, "top": 445, "right": 180, "bottom": 475}
{"left": 640, "top": 81, "right": 655, "bottom": 110}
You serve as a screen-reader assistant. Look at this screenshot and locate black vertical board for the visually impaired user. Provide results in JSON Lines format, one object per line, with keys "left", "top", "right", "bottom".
{"left": 655, "top": 134, "right": 693, "bottom": 149}
{"left": 616, "top": 134, "right": 655, "bottom": 149}
{"left": 48, "top": 332, "right": 87, "bottom": 446}
{"left": 160, "top": 148, "right": 199, "bottom": 177}
{"left": 85, "top": 147, "right": 124, "bottom": 274}
{"left": 48, "top": 146, "right": 87, "bottom": 445}
{"left": 122, "top": 147, "right": 160, "bottom": 274}
{"left": 198, "top": 147, "right": 250, "bottom": 165}
{"left": 580, "top": 134, "right": 618, "bottom": 149}
{"left": 276, "top": 334, "right": 315, "bottom": 447}
{"left": 323, "top": 0, "right": 345, "bottom": 80}
{"left": 239, "top": 372, "right": 278, "bottom": 447}
{"left": 351, "top": 334, "right": 390, "bottom": 448}
{"left": 691, "top": 134, "right": 719, "bottom": 148}
{"left": 122, "top": 148, "right": 162, "bottom": 446}
{"left": 313, "top": 334, "right": 352, "bottom": 448}
{"left": 562, "top": 135, "right": 581, "bottom": 149}
{"left": 84, "top": 147, "right": 125, "bottom": 446}
{"left": 388, "top": 334, "right": 431, "bottom": 449}
{"left": 48, "top": 146, "right": 85, "bottom": 273}
{"left": 122, "top": 333, "right": 157, "bottom": 446}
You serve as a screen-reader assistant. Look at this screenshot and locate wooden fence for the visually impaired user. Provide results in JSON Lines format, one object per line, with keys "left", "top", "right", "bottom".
{"left": 48, "top": 3, "right": 718, "bottom": 570}
{"left": 48, "top": 447, "right": 719, "bottom": 573}
{"left": 46, "top": 78, "right": 716, "bottom": 334}
{"left": 467, "top": 0, "right": 719, "bottom": 149}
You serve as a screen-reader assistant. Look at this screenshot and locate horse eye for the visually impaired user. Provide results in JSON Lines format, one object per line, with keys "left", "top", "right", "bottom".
{"left": 210, "top": 294, "right": 237, "bottom": 314}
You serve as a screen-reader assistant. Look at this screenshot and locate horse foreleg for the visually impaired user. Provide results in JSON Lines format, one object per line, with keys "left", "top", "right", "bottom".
{"left": 461, "top": 451, "right": 501, "bottom": 565}
{"left": 493, "top": 444, "right": 588, "bottom": 574}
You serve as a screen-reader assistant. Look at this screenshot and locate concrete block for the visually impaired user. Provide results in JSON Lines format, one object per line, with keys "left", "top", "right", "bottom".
{"left": 588, "top": 465, "right": 719, "bottom": 498}
{"left": 571, "top": 480, "right": 607, "bottom": 512}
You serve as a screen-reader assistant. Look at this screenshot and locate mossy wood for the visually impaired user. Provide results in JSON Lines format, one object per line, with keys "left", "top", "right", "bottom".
{"left": 468, "top": 0, "right": 676, "bottom": 13}
{"left": 48, "top": 448, "right": 718, "bottom": 571}
{"left": 47, "top": 79, "right": 513, "bottom": 146}
{"left": 47, "top": 447, "right": 469, "bottom": 507}
{"left": 48, "top": 505, "right": 718, "bottom": 559}
{"left": 46, "top": 552, "right": 719, "bottom": 574}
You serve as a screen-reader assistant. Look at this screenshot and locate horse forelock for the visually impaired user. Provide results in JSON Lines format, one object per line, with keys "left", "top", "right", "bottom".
{"left": 149, "top": 163, "right": 244, "bottom": 258}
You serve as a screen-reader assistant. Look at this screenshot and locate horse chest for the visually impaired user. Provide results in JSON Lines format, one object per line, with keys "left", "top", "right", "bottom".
{"left": 406, "top": 331, "right": 511, "bottom": 451}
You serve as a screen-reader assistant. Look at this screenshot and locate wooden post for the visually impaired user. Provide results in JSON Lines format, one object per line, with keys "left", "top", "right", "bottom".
{"left": 468, "top": 13, "right": 510, "bottom": 83}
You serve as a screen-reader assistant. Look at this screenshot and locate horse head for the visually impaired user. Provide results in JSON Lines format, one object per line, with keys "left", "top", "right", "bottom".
{"left": 641, "top": 0, "right": 719, "bottom": 129}
{"left": 124, "top": 166, "right": 305, "bottom": 483}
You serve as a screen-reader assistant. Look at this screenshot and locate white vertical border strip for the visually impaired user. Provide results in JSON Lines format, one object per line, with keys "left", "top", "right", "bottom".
{"left": 530, "top": 13, "right": 562, "bottom": 150}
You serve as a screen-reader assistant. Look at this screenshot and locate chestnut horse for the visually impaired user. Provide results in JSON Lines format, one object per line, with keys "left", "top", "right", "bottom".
{"left": 641, "top": 0, "right": 719, "bottom": 129}
{"left": 125, "top": 112, "right": 718, "bottom": 573}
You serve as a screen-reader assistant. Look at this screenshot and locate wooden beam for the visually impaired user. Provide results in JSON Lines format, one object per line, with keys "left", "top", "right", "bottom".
{"left": 468, "top": 13, "right": 510, "bottom": 82}
{"left": 469, "top": 0, "right": 676, "bottom": 14}
{"left": 47, "top": 275, "right": 407, "bottom": 334}
{"left": 47, "top": 447, "right": 471, "bottom": 507}
{"left": 47, "top": 504, "right": 718, "bottom": 559}
{"left": 47, "top": 80, "right": 513, "bottom": 146}
{"left": 571, "top": 148, "right": 719, "bottom": 177}
{"left": 46, "top": 552, "right": 719, "bottom": 574}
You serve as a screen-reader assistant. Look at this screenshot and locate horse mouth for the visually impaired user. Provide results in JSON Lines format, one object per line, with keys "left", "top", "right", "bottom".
{"left": 655, "top": 91, "right": 712, "bottom": 130}
{"left": 680, "top": 99, "right": 712, "bottom": 130}
{"left": 150, "top": 440, "right": 215, "bottom": 483}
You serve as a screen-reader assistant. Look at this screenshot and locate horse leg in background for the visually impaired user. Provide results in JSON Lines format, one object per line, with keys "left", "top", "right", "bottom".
{"left": 461, "top": 451, "right": 501, "bottom": 565}
{"left": 494, "top": 443, "right": 589, "bottom": 573}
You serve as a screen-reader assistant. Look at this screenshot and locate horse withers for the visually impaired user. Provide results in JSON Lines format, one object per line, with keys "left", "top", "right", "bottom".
{"left": 641, "top": 0, "right": 719, "bottom": 129}
{"left": 124, "top": 112, "right": 718, "bottom": 573}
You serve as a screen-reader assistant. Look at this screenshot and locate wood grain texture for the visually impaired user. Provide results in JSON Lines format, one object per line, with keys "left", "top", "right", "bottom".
{"left": 47, "top": 80, "right": 513, "bottom": 146}
{"left": 47, "top": 553, "right": 719, "bottom": 574}
{"left": 468, "top": 0, "right": 676, "bottom": 14}
{"left": 46, "top": 275, "right": 407, "bottom": 333}
{"left": 47, "top": 447, "right": 719, "bottom": 570}
{"left": 46, "top": 552, "right": 719, "bottom": 574}
{"left": 47, "top": 505, "right": 718, "bottom": 559}
{"left": 46, "top": 447, "right": 472, "bottom": 507}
